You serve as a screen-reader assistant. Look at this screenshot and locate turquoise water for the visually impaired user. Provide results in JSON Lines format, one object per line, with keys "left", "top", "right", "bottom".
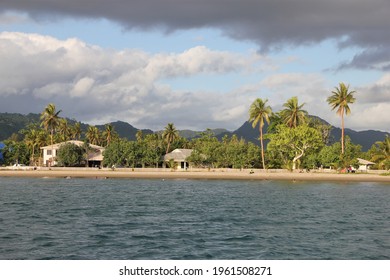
{"left": 0, "top": 177, "right": 389, "bottom": 259}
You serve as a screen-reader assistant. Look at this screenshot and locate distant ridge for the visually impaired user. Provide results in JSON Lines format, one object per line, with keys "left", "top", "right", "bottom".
{"left": 223, "top": 120, "right": 388, "bottom": 151}
{"left": 0, "top": 112, "right": 388, "bottom": 151}
{"left": 0, "top": 113, "right": 41, "bottom": 140}
{"left": 96, "top": 121, "right": 153, "bottom": 141}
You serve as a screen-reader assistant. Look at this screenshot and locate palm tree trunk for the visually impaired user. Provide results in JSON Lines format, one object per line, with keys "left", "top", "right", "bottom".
{"left": 166, "top": 142, "right": 170, "bottom": 154}
{"left": 51, "top": 128, "right": 54, "bottom": 166}
{"left": 260, "top": 127, "right": 265, "bottom": 170}
{"left": 31, "top": 145, "right": 35, "bottom": 166}
{"left": 341, "top": 108, "right": 345, "bottom": 154}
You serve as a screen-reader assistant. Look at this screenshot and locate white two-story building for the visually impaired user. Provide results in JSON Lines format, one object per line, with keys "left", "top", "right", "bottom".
{"left": 40, "top": 140, "right": 105, "bottom": 167}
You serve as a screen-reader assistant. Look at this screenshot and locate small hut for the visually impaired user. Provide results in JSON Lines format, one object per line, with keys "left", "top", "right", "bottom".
{"left": 163, "top": 149, "right": 193, "bottom": 169}
{"left": 357, "top": 158, "right": 375, "bottom": 172}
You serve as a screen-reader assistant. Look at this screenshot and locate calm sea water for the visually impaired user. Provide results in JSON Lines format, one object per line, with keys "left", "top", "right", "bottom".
{"left": 0, "top": 177, "right": 389, "bottom": 260}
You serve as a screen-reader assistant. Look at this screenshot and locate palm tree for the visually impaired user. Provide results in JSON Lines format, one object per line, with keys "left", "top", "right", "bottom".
{"left": 280, "top": 96, "right": 307, "bottom": 128}
{"left": 162, "top": 123, "right": 179, "bottom": 154}
{"left": 58, "top": 119, "right": 71, "bottom": 142}
{"left": 86, "top": 126, "right": 101, "bottom": 145}
{"left": 40, "top": 103, "right": 61, "bottom": 164}
{"left": 136, "top": 130, "right": 143, "bottom": 142}
{"left": 35, "top": 130, "right": 49, "bottom": 165}
{"left": 371, "top": 135, "right": 390, "bottom": 170}
{"left": 22, "top": 124, "right": 49, "bottom": 166}
{"left": 249, "top": 98, "right": 272, "bottom": 170}
{"left": 24, "top": 128, "right": 39, "bottom": 165}
{"left": 327, "top": 82, "right": 356, "bottom": 154}
{"left": 103, "top": 124, "right": 116, "bottom": 146}
{"left": 71, "top": 122, "right": 82, "bottom": 140}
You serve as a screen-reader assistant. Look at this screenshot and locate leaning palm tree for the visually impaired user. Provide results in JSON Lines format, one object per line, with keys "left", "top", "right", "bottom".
{"left": 40, "top": 103, "right": 62, "bottom": 164}
{"left": 249, "top": 98, "right": 272, "bottom": 170}
{"left": 280, "top": 96, "right": 307, "bottom": 128}
{"left": 327, "top": 82, "right": 356, "bottom": 154}
{"left": 162, "top": 123, "right": 179, "bottom": 154}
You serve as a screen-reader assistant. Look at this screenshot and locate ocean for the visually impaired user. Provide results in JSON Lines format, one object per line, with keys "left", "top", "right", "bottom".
{"left": 0, "top": 177, "right": 389, "bottom": 259}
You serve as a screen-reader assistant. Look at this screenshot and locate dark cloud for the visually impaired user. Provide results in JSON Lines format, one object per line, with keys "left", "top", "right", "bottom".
{"left": 338, "top": 47, "right": 390, "bottom": 71}
{"left": 2, "top": 0, "right": 389, "bottom": 52}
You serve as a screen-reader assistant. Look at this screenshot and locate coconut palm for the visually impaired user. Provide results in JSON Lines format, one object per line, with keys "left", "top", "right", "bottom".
{"left": 71, "top": 122, "right": 82, "bottom": 140}
{"left": 103, "top": 124, "right": 117, "bottom": 146}
{"left": 136, "top": 130, "right": 143, "bottom": 142}
{"left": 162, "top": 123, "right": 179, "bottom": 154}
{"left": 280, "top": 96, "right": 307, "bottom": 128}
{"left": 24, "top": 128, "right": 39, "bottom": 165}
{"left": 86, "top": 126, "right": 101, "bottom": 145}
{"left": 40, "top": 103, "right": 61, "bottom": 164}
{"left": 249, "top": 98, "right": 272, "bottom": 170}
{"left": 58, "top": 119, "right": 71, "bottom": 142}
{"left": 371, "top": 135, "right": 390, "bottom": 170}
{"left": 22, "top": 124, "right": 49, "bottom": 166}
{"left": 327, "top": 82, "right": 356, "bottom": 154}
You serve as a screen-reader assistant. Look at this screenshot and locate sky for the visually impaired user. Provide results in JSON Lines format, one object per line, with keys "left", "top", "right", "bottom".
{"left": 0, "top": 0, "right": 389, "bottom": 132}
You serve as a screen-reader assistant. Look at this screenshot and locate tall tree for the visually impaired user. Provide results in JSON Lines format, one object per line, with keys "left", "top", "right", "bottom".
{"left": 58, "top": 118, "right": 71, "bottom": 142}
{"left": 103, "top": 124, "right": 117, "bottom": 146}
{"left": 136, "top": 130, "right": 143, "bottom": 142}
{"left": 162, "top": 123, "right": 179, "bottom": 154}
{"left": 21, "top": 124, "right": 49, "bottom": 166}
{"left": 24, "top": 128, "right": 39, "bottom": 165}
{"left": 280, "top": 96, "right": 307, "bottom": 128}
{"left": 327, "top": 82, "right": 356, "bottom": 154}
{"left": 249, "top": 98, "right": 272, "bottom": 170}
{"left": 40, "top": 103, "right": 61, "bottom": 164}
{"left": 71, "top": 122, "right": 82, "bottom": 140}
{"left": 370, "top": 135, "right": 390, "bottom": 170}
{"left": 267, "top": 124, "right": 324, "bottom": 170}
{"left": 86, "top": 126, "right": 101, "bottom": 145}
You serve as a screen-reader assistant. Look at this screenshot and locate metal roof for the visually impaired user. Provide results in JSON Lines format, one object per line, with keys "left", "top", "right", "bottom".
{"left": 357, "top": 158, "right": 375, "bottom": 165}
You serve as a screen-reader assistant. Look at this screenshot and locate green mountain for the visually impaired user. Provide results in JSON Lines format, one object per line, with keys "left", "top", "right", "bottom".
{"left": 0, "top": 112, "right": 388, "bottom": 151}
{"left": 0, "top": 113, "right": 155, "bottom": 142}
{"left": 96, "top": 121, "right": 153, "bottom": 141}
{"left": 0, "top": 113, "right": 41, "bottom": 140}
{"left": 223, "top": 119, "right": 388, "bottom": 151}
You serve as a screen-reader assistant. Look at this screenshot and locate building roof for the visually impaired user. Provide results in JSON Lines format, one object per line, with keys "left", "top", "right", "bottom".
{"left": 163, "top": 149, "right": 193, "bottom": 161}
{"left": 88, "top": 151, "right": 104, "bottom": 161}
{"left": 40, "top": 140, "right": 104, "bottom": 151}
{"left": 357, "top": 158, "right": 375, "bottom": 165}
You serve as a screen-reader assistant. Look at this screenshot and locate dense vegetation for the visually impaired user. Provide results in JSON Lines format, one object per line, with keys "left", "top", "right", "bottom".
{"left": 1, "top": 83, "right": 389, "bottom": 170}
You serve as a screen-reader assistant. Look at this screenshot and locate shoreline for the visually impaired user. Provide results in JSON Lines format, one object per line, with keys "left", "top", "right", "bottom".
{"left": 0, "top": 168, "right": 389, "bottom": 182}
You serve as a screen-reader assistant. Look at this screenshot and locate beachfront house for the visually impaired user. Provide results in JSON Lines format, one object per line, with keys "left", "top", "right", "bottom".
{"left": 357, "top": 158, "right": 375, "bottom": 172}
{"left": 40, "top": 140, "right": 105, "bottom": 167}
{"left": 163, "top": 149, "right": 193, "bottom": 170}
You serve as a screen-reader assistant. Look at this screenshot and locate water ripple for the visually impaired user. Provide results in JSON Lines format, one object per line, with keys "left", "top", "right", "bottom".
{"left": 0, "top": 177, "right": 389, "bottom": 259}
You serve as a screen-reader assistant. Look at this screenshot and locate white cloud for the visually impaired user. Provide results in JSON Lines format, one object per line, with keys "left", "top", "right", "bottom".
{"left": 0, "top": 32, "right": 388, "bottom": 132}
{"left": 0, "top": 32, "right": 265, "bottom": 130}
{"left": 70, "top": 77, "right": 95, "bottom": 97}
{"left": 348, "top": 103, "right": 390, "bottom": 131}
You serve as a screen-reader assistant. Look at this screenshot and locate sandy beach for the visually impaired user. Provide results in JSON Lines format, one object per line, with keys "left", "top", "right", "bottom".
{"left": 0, "top": 167, "right": 389, "bottom": 182}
